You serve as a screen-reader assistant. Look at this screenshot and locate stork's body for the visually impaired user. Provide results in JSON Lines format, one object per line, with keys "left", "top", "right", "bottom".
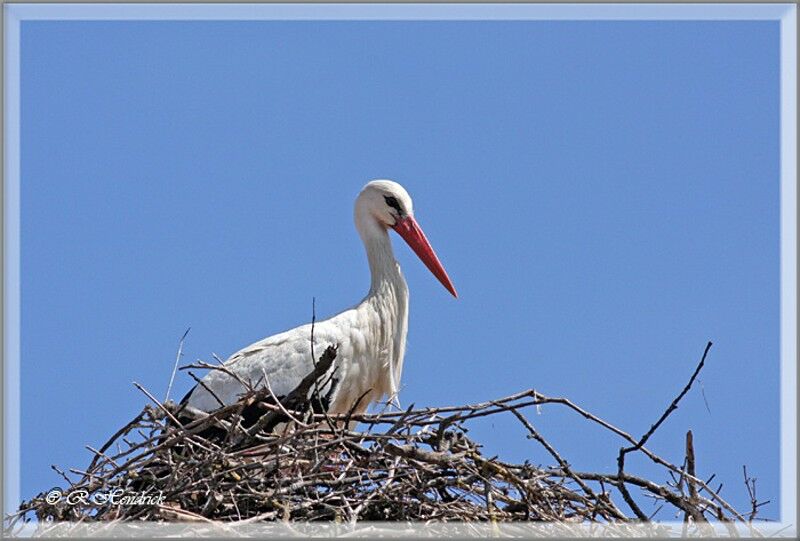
{"left": 182, "top": 180, "right": 455, "bottom": 422}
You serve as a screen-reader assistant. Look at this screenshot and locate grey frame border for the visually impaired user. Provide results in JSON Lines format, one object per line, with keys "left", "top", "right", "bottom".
{"left": 2, "top": 2, "right": 796, "bottom": 537}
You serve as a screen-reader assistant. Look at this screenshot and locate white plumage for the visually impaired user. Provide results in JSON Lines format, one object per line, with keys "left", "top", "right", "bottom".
{"left": 182, "top": 180, "right": 456, "bottom": 423}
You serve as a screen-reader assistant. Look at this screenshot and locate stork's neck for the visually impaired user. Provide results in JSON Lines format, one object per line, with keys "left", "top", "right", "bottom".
{"left": 354, "top": 208, "right": 407, "bottom": 297}
{"left": 356, "top": 218, "right": 409, "bottom": 400}
{"left": 363, "top": 229, "right": 406, "bottom": 296}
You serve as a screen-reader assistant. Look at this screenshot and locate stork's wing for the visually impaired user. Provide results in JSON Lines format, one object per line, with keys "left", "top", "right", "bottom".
{"left": 182, "top": 322, "right": 343, "bottom": 414}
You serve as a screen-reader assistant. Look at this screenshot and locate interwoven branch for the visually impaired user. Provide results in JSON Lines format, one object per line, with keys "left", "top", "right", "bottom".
{"left": 5, "top": 343, "right": 765, "bottom": 536}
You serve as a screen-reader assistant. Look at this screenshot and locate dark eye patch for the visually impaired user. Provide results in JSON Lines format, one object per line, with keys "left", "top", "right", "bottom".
{"left": 384, "top": 195, "right": 404, "bottom": 215}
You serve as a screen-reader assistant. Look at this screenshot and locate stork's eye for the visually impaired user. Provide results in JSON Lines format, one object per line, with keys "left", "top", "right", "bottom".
{"left": 384, "top": 196, "right": 403, "bottom": 214}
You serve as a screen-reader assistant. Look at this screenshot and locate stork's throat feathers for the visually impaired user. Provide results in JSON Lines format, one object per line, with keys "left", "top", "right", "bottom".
{"left": 364, "top": 228, "right": 405, "bottom": 293}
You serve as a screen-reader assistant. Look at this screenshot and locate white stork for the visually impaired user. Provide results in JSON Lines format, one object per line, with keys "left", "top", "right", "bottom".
{"left": 180, "top": 180, "right": 456, "bottom": 428}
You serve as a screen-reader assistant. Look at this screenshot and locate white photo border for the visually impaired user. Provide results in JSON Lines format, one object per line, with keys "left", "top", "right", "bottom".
{"left": 3, "top": 2, "right": 796, "bottom": 537}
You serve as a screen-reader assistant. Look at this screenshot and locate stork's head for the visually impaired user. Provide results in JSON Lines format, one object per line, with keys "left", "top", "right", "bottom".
{"left": 355, "top": 180, "right": 457, "bottom": 298}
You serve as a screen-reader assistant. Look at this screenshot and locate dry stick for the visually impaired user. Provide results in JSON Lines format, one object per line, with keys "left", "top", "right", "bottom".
{"left": 684, "top": 431, "right": 715, "bottom": 536}
{"left": 180, "top": 361, "right": 252, "bottom": 393}
{"left": 648, "top": 504, "right": 664, "bottom": 521}
{"left": 742, "top": 465, "right": 768, "bottom": 524}
{"left": 83, "top": 410, "right": 147, "bottom": 476}
{"left": 76, "top": 424, "right": 187, "bottom": 490}
{"left": 94, "top": 409, "right": 230, "bottom": 483}
{"left": 245, "top": 346, "right": 337, "bottom": 439}
{"left": 20, "top": 344, "right": 760, "bottom": 525}
{"left": 50, "top": 464, "right": 74, "bottom": 486}
{"left": 568, "top": 470, "right": 724, "bottom": 525}
{"left": 310, "top": 297, "right": 316, "bottom": 369}
{"left": 261, "top": 368, "right": 308, "bottom": 428}
{"left": 537, "top": 392, "right": 743, "bottom": 521}
{"left": 186, "top": 371, "right": 225, "bottom": 409}
{"left": 383, "top": 443, "right": 466, "bottom": 467}
{"left": 508, "top": 407, "right": 628, "bottom": 521}
{"left": 307, "top": 298, "right": 341, "bottom": 438}
{"left": 616, "top": 341, "right": 713, "bottom": 521}
{"left": 165, "top": 327, "right": 191, "bottom": 403}
{"left": 343, "top": 388, "right": 373, "bottom": 428}
{"left": 133, "top": 382, "right": 184, "bottom": 428}
{"left": 682, "top": 430, "right": 695, "bottom": 537}
{"left": 385, "top": 404, "right": 418, "bottom": 437}
{"left": 633, "top": 341, "right": 713, "bottom": 453}
{"left": 686, "top": 430, "right": 699, "bottom": 510}
{"left": 85, "top": 446, "right": 120, "bottom": 470}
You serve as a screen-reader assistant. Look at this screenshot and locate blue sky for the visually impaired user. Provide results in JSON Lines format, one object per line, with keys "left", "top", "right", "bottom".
{"left": 20, "top": 19, "right": 780, "bottom": 519}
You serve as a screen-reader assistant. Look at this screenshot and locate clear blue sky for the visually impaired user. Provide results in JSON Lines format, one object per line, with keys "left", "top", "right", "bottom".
{"left": 20, "top": 20, "right": 780, "bottom": 519}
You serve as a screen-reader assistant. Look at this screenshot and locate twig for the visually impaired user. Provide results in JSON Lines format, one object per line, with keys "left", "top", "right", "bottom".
{"left": 632, "top": 341, "right": 713, "bottom": 453}
{"left": 616, "top": 342, "right": 714, "bottom": 522}
{"left": 185, "top": 370, "right": 226, "bottom": 409}
{"left": 12, "top": 341, "right": 761, "bottom": 530}
{"left": 165, "top": 327, "right": 191, "bottom": 403}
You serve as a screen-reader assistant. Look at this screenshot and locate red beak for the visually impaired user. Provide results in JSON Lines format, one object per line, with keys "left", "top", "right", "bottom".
{"left": 392, "top": 216, "right": 458, "bottom": 298}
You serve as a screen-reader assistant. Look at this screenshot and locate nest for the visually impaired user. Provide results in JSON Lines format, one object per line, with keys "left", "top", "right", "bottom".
{"left": 6, "top": 342, "right": 769, "bottom": 536}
